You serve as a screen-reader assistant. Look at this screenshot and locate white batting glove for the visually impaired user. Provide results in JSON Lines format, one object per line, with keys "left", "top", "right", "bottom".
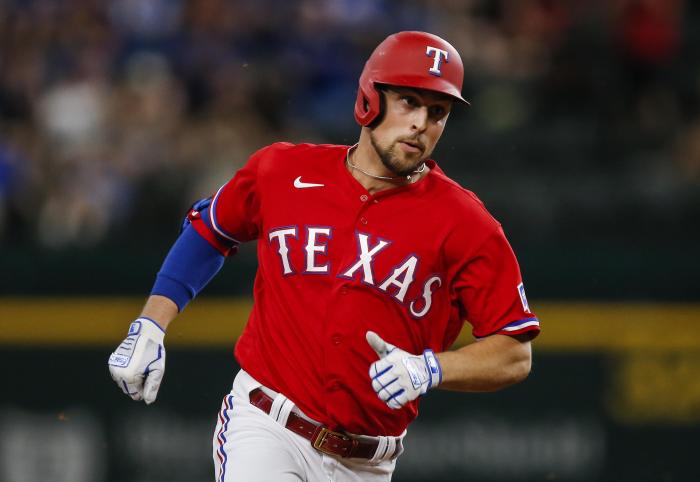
{"left": 366, "top": 331, "right": 442, "bottom": 410}
{"left": 108, "top": 317, "right": 166, "bottom": 404}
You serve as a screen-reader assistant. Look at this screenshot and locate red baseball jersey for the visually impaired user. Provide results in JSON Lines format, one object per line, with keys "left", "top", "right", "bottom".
{"left": 191, "top": 142, "right": 539, "bottom": 436}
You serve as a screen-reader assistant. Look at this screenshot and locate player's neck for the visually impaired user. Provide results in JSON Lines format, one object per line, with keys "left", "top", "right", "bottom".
{"left": 348, "top": 138, "right": 428, "bottom": 194}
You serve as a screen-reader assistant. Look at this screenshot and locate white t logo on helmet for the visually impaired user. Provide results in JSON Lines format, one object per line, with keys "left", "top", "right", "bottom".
{"left": 425, "top": 46, "right": 449, "bottom": 76}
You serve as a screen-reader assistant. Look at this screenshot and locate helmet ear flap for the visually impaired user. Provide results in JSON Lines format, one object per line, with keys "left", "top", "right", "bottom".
{"left": 354, "top": 81, "right": 382, "bottom": 126}
{"left": 365, "top": 86, "right": 386, "bottom": 129}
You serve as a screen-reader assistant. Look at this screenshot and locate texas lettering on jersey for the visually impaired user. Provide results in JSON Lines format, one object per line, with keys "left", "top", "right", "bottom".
{"left": 190, "top": 142, "right": 540, "bottom": 436}
{"left": 268, "top": 226, "right": 441, "bottom": 318}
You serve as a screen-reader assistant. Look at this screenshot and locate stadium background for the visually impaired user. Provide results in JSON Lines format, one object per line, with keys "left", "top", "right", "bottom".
{"left": 1, "top": 0, "right": 698, "bottom": 481}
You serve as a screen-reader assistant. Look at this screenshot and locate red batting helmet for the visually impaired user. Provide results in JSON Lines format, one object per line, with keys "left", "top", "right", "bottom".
{"left": 354, "top": 31, "right": 469, "bottom": 126}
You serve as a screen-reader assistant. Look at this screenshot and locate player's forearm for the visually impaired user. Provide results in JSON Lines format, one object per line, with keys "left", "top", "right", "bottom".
{"left": 436, "top": 334, "right": 532, "bottom": 392}
{"left": 139, "top": 295, "right": 179, "bottom": 331}
{"left": 149, "top": 224, "right": 227, "bottom": 312}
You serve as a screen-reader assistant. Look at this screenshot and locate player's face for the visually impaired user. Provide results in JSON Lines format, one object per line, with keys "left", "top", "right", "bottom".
{"left": 370, "top": 87, "right": 452, "bottom": 176}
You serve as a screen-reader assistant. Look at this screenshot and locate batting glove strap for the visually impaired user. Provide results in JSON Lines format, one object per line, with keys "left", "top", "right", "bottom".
{"left": 422, "top": 349, "right": 442, "bottom": 389}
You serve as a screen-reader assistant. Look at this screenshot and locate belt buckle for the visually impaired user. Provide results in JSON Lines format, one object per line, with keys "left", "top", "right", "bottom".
{"left": 312, "top": 427, "right": 352, "bottom": 456}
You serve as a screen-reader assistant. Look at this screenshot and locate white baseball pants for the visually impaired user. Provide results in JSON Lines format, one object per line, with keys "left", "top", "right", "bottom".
{"left": 212, "top": 370, "right": 404, "bottom": 482}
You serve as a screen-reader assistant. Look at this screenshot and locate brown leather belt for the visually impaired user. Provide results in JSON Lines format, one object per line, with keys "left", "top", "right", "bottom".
{"left": 249, "top": 388, "right": 396, "bottom": 460}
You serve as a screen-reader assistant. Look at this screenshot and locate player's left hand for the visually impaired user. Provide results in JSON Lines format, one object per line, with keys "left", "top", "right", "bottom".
{"left": 366, "top": 331, "right": 442, "bottom": 409}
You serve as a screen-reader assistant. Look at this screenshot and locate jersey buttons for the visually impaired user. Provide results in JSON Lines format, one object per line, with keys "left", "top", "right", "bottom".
{"left": 331, "top": 334, "right": 343, "bottom": 345}
{"left": 360, "top": 217, "right": 368, "bottom": 225}
{"left": 360, "top": 194, "right": 368, "bottom": 202}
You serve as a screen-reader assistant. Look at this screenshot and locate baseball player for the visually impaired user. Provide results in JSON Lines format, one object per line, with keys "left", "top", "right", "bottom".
{"left": 109, "top": 31, "right": 540, "bottom": 481}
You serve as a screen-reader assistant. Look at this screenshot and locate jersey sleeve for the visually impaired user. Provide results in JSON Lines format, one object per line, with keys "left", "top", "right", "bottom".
{"left": 190, "top": 147, "right": 264, "bottom": 253}
{"left": 454, "top": 226, "right": 540, "bottom": 339}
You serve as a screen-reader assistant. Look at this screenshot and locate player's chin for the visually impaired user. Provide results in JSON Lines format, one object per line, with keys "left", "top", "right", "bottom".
{"left": 402, "top": 152, "right": 427, "bottom": 171}
{"left": 387, "top": 147, "right": 424, "bottom": 175}
{"left": 389, "top": 159, "right": 417, "bottom": 177}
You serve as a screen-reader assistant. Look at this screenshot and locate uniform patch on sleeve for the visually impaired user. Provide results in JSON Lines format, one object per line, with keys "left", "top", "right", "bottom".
{"left": 518, "top": 282, "right": 530, "bottom": 313}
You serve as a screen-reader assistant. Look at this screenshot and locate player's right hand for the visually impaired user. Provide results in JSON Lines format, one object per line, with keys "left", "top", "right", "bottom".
{"left": 108, "top": 317, "right": 166, "bottom": 404}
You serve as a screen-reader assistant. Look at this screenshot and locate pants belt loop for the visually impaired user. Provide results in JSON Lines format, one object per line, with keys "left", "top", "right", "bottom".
{"left": 368, "top": 435, "right": 391, "bottom": 464}
{"left": 276, "top": 398, "right": 295, "bottom": 427}
{"left": 269, "top": 393, "right": 289, "bottom": 424}
{"left": 385, "top": 436, "right": 398, "bottom": 461}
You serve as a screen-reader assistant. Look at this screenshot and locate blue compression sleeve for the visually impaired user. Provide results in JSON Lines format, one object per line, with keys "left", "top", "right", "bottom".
{"left": 150, "top": 224, "right": 225, "bottom": 311}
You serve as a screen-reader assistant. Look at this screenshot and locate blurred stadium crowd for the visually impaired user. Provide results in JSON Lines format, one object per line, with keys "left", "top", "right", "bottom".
{"left": 0, "top": 0, "right": 697, "bottom": 249}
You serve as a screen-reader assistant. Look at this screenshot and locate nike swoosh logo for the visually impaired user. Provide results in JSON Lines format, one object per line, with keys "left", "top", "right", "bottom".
{"left": 294, "top": 176, "right": 324, "bottom": 189}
